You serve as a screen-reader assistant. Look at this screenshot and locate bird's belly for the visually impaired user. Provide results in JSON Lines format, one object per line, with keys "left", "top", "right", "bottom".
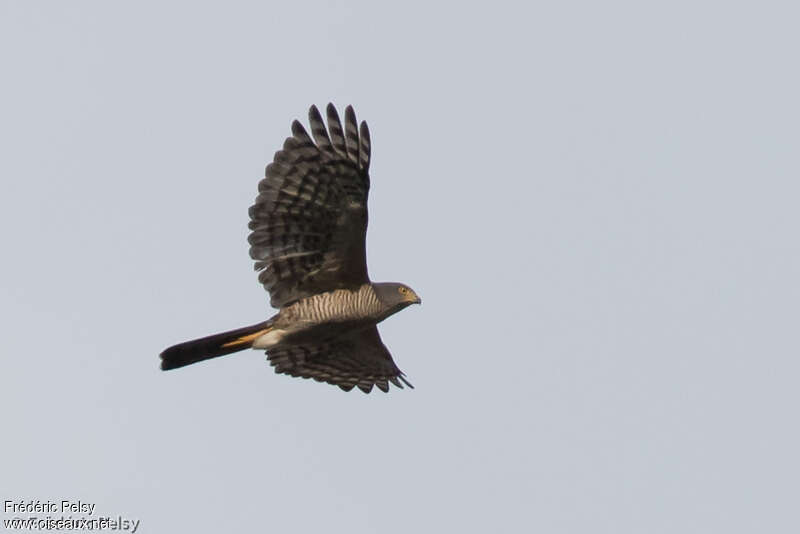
{"left": 252, "top": 328, "right": 287, "bottom": 349}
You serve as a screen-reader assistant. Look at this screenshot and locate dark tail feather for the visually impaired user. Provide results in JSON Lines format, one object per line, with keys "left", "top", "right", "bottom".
{"left": 160, "top": 320, "right": 273, "bottom": 371}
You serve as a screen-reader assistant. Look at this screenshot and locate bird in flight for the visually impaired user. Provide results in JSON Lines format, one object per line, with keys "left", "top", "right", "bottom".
{"left": 160, "top": 104, "right": 421, "bottom": 393}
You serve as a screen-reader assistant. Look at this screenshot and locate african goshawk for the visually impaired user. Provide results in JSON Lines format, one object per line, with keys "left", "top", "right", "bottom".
{"left": 160, "top": 104, "right": 421, "bottom": 393}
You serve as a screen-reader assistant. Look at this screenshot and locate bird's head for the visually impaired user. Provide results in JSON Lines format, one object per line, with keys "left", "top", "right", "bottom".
{"left": 373, "top": 282, "right": 422, "bottom": 317}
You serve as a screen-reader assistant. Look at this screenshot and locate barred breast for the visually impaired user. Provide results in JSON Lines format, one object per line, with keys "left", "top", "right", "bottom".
{"left": 287, "top": 284, "right": 383, "bottom": 324}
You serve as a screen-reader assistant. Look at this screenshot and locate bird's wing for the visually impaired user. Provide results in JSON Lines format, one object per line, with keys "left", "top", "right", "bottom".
{"left": 266, "top": 326, "right": 413, "bottom": 393}
{"left": 249, "top": 104, "right": 372, "bottom": 308}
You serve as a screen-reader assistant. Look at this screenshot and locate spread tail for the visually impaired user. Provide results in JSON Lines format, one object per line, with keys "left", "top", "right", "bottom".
{"left": 160, "top": 320, "right": 273, "bottom": 371}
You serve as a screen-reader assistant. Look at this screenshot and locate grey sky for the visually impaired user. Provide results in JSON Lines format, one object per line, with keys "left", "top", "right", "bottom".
{"left": 2, "top": 1, "right": 798, "bottom": 532}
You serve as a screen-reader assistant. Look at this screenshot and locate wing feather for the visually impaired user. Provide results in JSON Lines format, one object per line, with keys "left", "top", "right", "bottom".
{"left": 308, "top": 105, "right": 333, "bottom": 151}
{"left": 249, "top": 104, "right": 371, "bottom": 307}
{"left": 265, "top": 326, "right": 412, "bottom": 393}
{"left": 325, "top": 103, "right": 347, "bottom": 156}
{"left": 359, "top": 121, "right": 371, "bottom": 171}
{"left": 344, "top": 105, "right": 360, "bottom": 164}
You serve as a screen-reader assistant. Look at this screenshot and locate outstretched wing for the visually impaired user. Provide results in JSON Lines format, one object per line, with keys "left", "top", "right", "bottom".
{"left": 249, "top": 104, "right": 372, "bottom": 308}
{"left": 266, "top": 326, "right": 413, "bottom": 393}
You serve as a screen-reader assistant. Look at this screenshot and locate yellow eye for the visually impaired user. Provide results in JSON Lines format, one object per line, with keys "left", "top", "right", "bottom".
{"left": 399, "top": 287, "right": 407, "bottom": 294}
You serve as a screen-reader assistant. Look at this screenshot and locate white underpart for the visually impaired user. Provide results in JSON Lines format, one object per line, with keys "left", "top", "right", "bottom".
{"left": 252, "top": 329, "right": 286, "bottom": 349}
